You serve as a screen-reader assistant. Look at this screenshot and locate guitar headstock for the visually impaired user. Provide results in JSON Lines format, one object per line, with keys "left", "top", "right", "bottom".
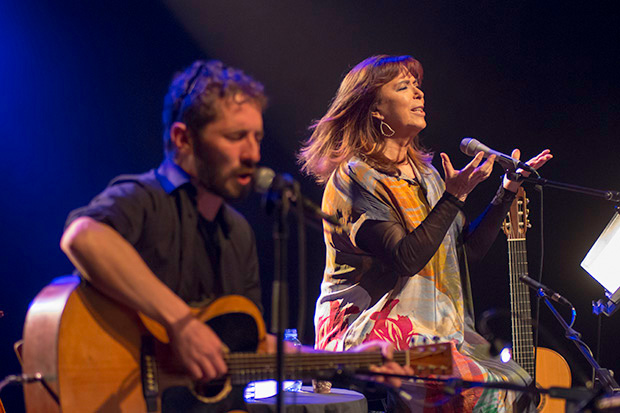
{"left": 502, "top": 187, "right": 530, "bottom": 240}
{"left": 407, "top": 342, "right": 453, "bottom": 376}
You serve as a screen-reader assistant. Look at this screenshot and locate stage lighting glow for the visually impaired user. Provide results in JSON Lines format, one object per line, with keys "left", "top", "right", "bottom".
{"left": 500, "top": 347, "right": 512, "bottom": 363}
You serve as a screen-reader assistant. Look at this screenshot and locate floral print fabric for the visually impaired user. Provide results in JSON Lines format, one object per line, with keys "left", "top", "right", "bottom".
{"left": 314, "top": 158, "right": 531, "bottom": 412}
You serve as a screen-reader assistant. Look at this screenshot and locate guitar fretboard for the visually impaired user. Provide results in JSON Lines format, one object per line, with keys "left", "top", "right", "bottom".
{"left": 508, "top": 238, "right": 535, "bottom": 377}
{"left": 222, "top": 343, "right": 451, "bottom": 384}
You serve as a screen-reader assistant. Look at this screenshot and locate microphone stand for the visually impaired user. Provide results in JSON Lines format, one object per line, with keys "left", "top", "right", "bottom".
{"left": 534, "top": 287, "right": 620, "bottom": 394}
{"left": 505, "top": 172, "right": 620, "bottom": 203}
{"left": 507, "top": 171, "right": 620, "bottom": 393}
{"left": 269, "top": 178, "right": 291, "bottom": 413}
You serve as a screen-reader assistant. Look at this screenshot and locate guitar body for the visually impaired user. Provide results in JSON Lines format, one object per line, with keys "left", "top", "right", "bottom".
{"left": 22, "top": 277, "right": 451, "bottom": 413}
{"left": 503, "top": 188, "right": 572, "bottom": 413}
{"left": 22, "top": 276, "right": 264, "bottom": 413}
{"left": 535, "top": 347, "right": 572, "bottom": 412}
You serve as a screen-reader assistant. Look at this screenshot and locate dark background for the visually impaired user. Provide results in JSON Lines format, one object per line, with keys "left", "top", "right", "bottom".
{"left": 1, "top": 1, "right": 619, "bottom": 410}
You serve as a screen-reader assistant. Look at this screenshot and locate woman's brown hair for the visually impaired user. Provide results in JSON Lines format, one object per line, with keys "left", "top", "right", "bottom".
{"left": 298, "top": 55, "right": 432, "bottom": 184}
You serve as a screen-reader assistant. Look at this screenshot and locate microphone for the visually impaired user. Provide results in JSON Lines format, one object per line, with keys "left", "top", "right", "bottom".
{"left": 460, "top": 137, "right": 537, "bottom": 174}
{"left": 519, "top": 275, "right": 572, "bottom": 306}
{"left": 254, "top": 167, "right": 340, "bottom": 226}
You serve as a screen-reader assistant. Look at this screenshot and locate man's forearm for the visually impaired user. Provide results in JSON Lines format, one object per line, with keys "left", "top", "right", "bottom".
{"left": 60, "top": 216, "right": 192, "bottom": 330}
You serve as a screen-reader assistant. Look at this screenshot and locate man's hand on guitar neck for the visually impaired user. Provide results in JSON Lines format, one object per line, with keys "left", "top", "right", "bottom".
{"left": 261, "top": 335, "right": 413, "bottom": 389}
{"left": 352, "top": 341, "right": 414, "bottom": 388}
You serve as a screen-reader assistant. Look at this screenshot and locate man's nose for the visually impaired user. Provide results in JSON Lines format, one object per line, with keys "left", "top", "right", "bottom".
{"left": 242, "top": 134, "right": 261, "bottom": 164}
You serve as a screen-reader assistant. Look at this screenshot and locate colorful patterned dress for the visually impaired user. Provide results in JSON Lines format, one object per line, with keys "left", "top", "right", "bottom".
{"left": 314, "top": 157, "right": 531, "bottom": 412}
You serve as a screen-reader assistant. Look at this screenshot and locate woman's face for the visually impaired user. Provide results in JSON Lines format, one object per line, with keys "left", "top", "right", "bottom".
{"left": 372, "top": 71, "right": 426, "bottom": 138}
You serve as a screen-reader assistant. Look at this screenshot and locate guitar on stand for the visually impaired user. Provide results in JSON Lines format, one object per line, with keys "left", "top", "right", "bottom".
{"left": 502, "top": 187, "right": 572, "bottom": 412}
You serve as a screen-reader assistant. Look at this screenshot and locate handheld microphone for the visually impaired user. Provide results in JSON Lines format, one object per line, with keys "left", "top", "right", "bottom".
{"left": 254, "top": 167, "right": 340, "bottom": 226}
{"left": 460, "top": 137, "right": 537, "bottom": 174}
{"left": 519, "top": 275, "right": 572, "bottom": 306}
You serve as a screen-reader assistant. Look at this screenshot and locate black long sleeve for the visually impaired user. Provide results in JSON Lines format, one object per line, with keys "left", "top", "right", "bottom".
{"left": 356, "top": 192, "right": 464, "bottom": 276}
{"left": 356, "top": 185, "right": 516, "bottom": 276}
{"left": 462, "top": 185, "right": 516, "bottom": 265}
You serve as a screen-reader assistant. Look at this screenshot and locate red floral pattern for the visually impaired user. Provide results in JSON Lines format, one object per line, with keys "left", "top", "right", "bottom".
{"left": 316, "top": 300, "right": 360, "bottom": 350}
{"left": 365, "top": 299, "right": 418, "bottom": 350}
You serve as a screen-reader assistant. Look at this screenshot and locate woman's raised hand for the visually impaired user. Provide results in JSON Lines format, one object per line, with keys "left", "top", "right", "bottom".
{"left": 502, "top": 149, "right": 553, "bottom": 192}
{"left": 441, "top": 152, "right": 495, "bottom": 202}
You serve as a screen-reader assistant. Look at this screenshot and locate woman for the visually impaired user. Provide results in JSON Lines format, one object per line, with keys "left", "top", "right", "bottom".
{"left": 299, "top": 55, "right": 552, "bottom": 412}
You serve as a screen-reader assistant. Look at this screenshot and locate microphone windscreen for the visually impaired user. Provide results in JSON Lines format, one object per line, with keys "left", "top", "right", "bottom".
{"left": 460, "top": 137, "right": 481, "bottom": 156}
{"left": 254, "top": 167, "right": 276, "bottom": 194}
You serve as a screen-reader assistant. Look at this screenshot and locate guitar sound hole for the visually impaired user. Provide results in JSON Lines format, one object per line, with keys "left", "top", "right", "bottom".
{"left": 194, "top": 379, "right": 226, "bottom": 397}
{"left": 535, "top": 382, "right": 546, "bottom": 410}
{"left": 207, "top": 313, "right": 259, "bottom": 353}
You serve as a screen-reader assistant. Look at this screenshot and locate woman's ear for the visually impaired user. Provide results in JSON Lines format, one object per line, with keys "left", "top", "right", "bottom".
{"left": 371, "top": 110, "right": 384, "bottom": 121}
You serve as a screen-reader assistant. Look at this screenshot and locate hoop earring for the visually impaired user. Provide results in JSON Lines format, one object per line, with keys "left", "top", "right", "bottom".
{"left": 380, "top": 121, "right": 395, "bottom": 137}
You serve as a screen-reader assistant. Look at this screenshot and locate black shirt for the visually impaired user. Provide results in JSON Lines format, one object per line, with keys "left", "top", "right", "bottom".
{"left": 65, "top": 158, "right": 262, "bottom": 310}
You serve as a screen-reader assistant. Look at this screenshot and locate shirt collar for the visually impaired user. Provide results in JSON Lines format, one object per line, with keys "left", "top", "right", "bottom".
{"left": 156, "top": 157, "right": 192, "bottom": 194}
{"left": 156, "top": 157, "right": 233, "bottom": 235}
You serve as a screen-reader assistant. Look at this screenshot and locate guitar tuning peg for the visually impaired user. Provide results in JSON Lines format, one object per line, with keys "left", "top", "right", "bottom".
{"left": 527, "top": 223, "right": 532, "bottom": 228}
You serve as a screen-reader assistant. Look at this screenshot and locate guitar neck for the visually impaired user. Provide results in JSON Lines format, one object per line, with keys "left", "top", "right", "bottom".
{"left": 224, "top": 344, "right": 451, "bottom": 384}
{"left": 508, "top": 238, "right": 536, "bottom": 377}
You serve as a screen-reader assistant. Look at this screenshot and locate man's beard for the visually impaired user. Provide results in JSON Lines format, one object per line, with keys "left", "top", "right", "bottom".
{"left": 194, "top": 157, "right": 253, "bottom": 201}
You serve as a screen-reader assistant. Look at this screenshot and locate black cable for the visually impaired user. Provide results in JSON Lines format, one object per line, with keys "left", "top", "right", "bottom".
{"left": 294, "top": 182, "right": 307, "bottom": 341}
{"left": 534, "top": 184, "right": 544, "bottom": 364}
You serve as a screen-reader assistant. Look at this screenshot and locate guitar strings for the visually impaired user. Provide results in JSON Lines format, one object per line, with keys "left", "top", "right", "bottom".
{"left": 508, "top": 236, "right": 535, "bottom": 375}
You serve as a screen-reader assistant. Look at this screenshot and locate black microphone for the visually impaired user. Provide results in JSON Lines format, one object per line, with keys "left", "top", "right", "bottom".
{"left": 254, "top": 167, "right": 340, "bottom": 227}
{"left": 519, "top": 275, "right": 572, "bottom": 306}
{"left": 460, "top": 137, "right": 537, "bottom": 174}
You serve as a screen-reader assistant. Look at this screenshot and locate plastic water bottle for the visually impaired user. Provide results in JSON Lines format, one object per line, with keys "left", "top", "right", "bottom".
{"left": 244, "top": 329, "right": 302, "bottom": 401}
{"left": 283, "top": 328, "right": 303, "bottom": 392}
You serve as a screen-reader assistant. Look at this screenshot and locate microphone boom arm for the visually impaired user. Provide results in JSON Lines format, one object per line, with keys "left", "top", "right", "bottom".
{"left": 506, "top": 172, "right": 620, "bottom": 203}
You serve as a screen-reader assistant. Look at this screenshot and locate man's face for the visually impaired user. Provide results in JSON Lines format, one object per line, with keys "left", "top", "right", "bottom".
{"left": 192, "top": 97, "right": 263, "bottom": 201}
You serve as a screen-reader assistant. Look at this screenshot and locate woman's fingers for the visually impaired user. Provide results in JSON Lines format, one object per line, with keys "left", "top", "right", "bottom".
{"left": 461, "top": 151, "right": 485, "bottom": 174}
{"left": 440, "top": 153, "right": 455, "bottom": 178}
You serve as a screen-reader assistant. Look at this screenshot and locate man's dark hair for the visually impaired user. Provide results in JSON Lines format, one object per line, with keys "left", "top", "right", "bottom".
{"left": 162, "top": 60, "right": 267, "bottom": 156}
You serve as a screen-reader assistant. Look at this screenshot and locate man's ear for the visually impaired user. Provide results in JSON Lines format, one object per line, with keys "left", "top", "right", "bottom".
{"left": 170, "top": 122, "right": 193, "bottom": 155}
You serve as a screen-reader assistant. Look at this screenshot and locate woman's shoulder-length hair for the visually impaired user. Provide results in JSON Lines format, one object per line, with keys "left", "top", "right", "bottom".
{"left": 298, "top": 54, "right": 433, "bottom": 184}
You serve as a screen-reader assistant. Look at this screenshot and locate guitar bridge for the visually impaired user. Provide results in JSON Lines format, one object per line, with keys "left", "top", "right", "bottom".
{"left": 141, "top": 335, "right": 160, "bottom": 412}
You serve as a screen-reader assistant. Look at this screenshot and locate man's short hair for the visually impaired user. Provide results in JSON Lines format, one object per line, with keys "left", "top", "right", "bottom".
{"left": 162, "top": 60, "right": 267, "bottom": 156}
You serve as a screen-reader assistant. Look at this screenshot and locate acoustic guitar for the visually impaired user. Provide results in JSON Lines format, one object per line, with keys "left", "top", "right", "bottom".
{"left": 502, "top": 187, "right": 572, "bottom": 412}
{"left": 21, "top": 276, "right": 452, "bottom": 413}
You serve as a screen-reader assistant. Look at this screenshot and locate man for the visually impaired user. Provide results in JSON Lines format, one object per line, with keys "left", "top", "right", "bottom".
{"left": 61, "top": 60, "right": 410, "bottom": 411}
